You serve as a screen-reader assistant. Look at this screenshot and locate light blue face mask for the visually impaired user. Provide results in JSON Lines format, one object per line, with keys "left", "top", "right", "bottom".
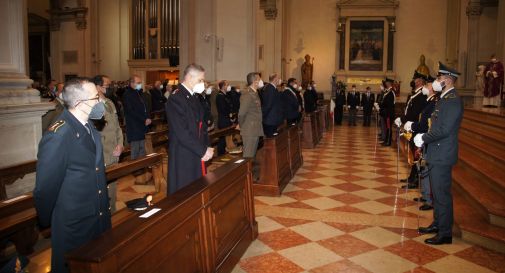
{"left": 135, "top": 83, "right": 142, "bottom": 90}
{"left": 88, "top": 101, "right": 106, "bottom": 120}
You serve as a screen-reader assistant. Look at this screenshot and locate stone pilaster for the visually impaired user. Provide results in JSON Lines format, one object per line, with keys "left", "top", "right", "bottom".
{"left": 465, "top": 0, "right": 483, "bottom": 89}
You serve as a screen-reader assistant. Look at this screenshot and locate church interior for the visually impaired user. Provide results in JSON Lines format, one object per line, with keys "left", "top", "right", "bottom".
{"left": 1, "top": 0, "right": 505, "bottom": 272}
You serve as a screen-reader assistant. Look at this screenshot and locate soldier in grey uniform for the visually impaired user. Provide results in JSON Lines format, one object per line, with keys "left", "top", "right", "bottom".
{"left": 238, "top": 72, "right": 264, "bottom": 181}
{"left": 414, "top": 62, "right": 463, "bottom": 245}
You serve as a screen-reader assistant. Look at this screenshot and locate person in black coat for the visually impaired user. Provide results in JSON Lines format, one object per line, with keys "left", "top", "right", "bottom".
{"left": 303, "top": 81, "right": 319, "bottom": 113}
{"left": 361, "top": 86, "right": 375, "bottom": 126}
{"left": 123, "top": 75, "right": 151, "bottom": 159}
{"left": 34, "top": 78, "right": 111, "bottom": 273}
{"left": 165, "top": 64, "right": 214, "bottom": 194}
{"left": 378, "top": 78, "right": 395, "bottom": 146}
{"left": 347, "top": 85, "right": 360, "bottom": 126}
{"left": 216, "top": 80, "right": 233, "bottom": 154}
{"left": 228, "top": 86, "right": 241, "bottom": 118}
{"left": 150, "top": 80, "right": 168, "bottom": 112}
{"left": 284, "top": 78, "right": 302, "bottom": 124}
{"left": 261, "top": 73, "right": 284, "bottom": 136}
{"left": 334, "top": 89, "right": 346, "bottom": 125}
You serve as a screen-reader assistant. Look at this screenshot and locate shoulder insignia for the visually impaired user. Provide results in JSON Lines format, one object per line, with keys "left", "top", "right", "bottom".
{"left": 444, "top": 93, "right": 457, "bottom": 99}
{"left": 48, "top": 120, "right": 65, "bottom": 132}
{"left": 173, "top": 88, "right": 180, "bottom": 94}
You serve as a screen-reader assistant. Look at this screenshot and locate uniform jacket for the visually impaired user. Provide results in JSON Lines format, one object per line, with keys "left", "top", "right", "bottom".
{"left": 100, "top": 98, "right": 124, "bottom": 166}
{"left": 422, "top": 88, "right": 463, "bottom": 166}
{"left": 261, "top": 83, "right": 284, "bottom": 126}
{"left": 238, "top": 87, "right": 264, "bottom": 137}
{"left": 361, "top": 92, "right": 375, "bottom": 113}
{"left": 216, "top": 91, "right": 234, "bottom": 128}
{"left": 283, "top": 87, "right": 301, "bottom": 121}
{"left": 401, "top": 87, "right": 427, "bottom": 123}
{"left": 411, "top": 94, "right": 439, "bottom": 134}
{"left": 347, "top": 92, "right": 360, "bottom": 109}
{"left": 150, "top": 87, "right": 167, "bottom": 112}
{"left": 303, "top": 89, "right": 318, "bottom": 113}
{"left": 228, "top": 89, "right": 241, "bottom": 115}
{"left": 335, "top": 90, "right": 346, "bottom": 106}
{"left": 166, "top": 84, "right": 209, "bottom": 194}
{"left": 123, "top": 86, "right": 149, "bottom": 142}
{"left": 379, "top": 88, "right": 395, "bottom": 119}
{"left": 34, "top": 109, "right": 111, "bottom": 273}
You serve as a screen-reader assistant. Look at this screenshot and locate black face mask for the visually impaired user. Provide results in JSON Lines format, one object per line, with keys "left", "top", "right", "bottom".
{"left": 91, "top": 116, "right": 107, "bottom": 132}
{"left": 409, "top": 80, "right": 415, "bottom": 90}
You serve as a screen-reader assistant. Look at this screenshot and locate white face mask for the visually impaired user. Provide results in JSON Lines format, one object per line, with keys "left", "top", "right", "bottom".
{"left": 293, "top": 84, "right": 298, "bottom": 89}
{"left": 226, "top": 85, "right": 231, "bottom": 92}
{"left": 258, "top": 79, "right": 264, "bottom": 88}
{"left": 298, "top": 86, "right": 302, "bottom": 91}
{"left": 421, "top": 87, "right": 430, "bottom": 95}
{"left": 432, "top": 80, "right": 445, "bottom": 92}
{"left": 313, "top": 84, "right": 317, "bottom": 88}
{"left": 193, "top": 82, "right": 205, "bottom": 94}
{"left": 160, "top": 84, "right": 164, "bottom": 89}
{"left": 307, "top": 86, "right": 312, "bottom": 90}
{"left": 236, "top": 89, "right": 241, "bottom": 93}
{"left": 205, "top": 87, "right": 212, "bottom": 95}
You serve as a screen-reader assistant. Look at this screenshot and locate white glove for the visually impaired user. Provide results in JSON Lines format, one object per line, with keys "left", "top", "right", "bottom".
{"left": 394, "top": 117, "right": 402, "bottom": 127}
{"left": 404, "top": 121, "right": 413, "bottom": 132}
{"left": 374, "top": 102, "right": 379, "bottom": 108}
{"left": 347, "top": 105, "right": 351, "bottom": 109}
{"left": 414, "top": 133, "right": 424, "bottom": 147}
{"left": 493, "top": 71, "right": 498, "bottom": 78}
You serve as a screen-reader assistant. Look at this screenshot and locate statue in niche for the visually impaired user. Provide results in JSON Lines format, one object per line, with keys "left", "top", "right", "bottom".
{"left": 475, "top": 64, "right": 486, "bottom": 97}
{"left": 416, "top": 55, "right": 431, "bottom": 76}
{"left": 301, "top": 54, "right": 314, "bottom": 89}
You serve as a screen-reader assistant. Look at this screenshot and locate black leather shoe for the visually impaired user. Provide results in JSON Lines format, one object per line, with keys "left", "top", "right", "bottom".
{"left": 400, "top": 178, "right": 408, "bottom": 182}
{"left": 401, "top": 183, "right": 418, "bottom": 189}
{"left": 424, "top": 235, "right": 452, "bottom": 245}
{"left": 418, "top": 225, "right": 438, "bottom": 234}
{"left": 419, "top": 204, "right": 433, "bottom": 211}
{"left": 413, "top": 197, "right": 426, "bottom": 202}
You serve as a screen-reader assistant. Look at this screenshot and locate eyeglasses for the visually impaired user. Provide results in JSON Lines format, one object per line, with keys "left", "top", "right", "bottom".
{"left": 80, "top": 94, "right": 100, "bottom": 102}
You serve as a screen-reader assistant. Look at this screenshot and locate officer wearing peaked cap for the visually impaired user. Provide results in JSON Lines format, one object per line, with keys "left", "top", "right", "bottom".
{"left": 414, "top": 62, "right": 463, "bottom": 245}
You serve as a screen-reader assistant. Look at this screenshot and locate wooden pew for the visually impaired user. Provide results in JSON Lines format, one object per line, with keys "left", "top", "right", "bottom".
{"left": 315, "top": 109, "right": 324, "bottom": 141}
{"left": 150, "top": 110, "right": 165, "bottom": 120}
{"left": 254, "top": 126, "right": 291, "bottom": 196}
{"left": 302, "top": 112, "right": 318, "bottom": 149}
{"left": 144, "top": 129, "right": 169, "bottom": 155}
{"left": 66, "top": 158, "right": 257, "bottom": 273}
{"left": 0, "top": 161, "right": 37, "bottom": 201}
{"left": 287, "top": 123, "right": 303, "bottom": 177}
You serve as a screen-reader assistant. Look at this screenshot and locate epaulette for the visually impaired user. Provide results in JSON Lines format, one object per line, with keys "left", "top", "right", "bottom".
{"left": 444, "top": 93, "right": 457, "bottom": 99}
{"left": 48, "top": 120, "right": 65, "bottom": 132}
{"left": 172, "top": 88, "right": 180, "bottom": 94}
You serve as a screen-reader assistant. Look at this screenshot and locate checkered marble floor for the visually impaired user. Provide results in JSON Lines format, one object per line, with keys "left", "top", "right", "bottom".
{"left": 233, "top": 125, "right": 505, "bottom": 273}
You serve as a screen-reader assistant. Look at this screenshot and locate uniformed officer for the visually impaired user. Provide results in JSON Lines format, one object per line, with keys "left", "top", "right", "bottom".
{"left": 404, "top": 75, "right": 439, "bottom": 211}
{"left": 303, "top": 81, "right": 319, "bottom": 113}
{"left": 238, "top": 72, "right": 264, "bottom": 181}
{"left": 34, "top": 78, "right": 112, "bottom": 273}
{"left": 397, "top": 71, "right": 428, "bottom": 189}
{"left": 361, "top": 86, "right": 375, "bottom": 126}
{"left": 165, "top": 64, "right": 214, "bottom": 194}
{"left": 93, "top": 75, "right": 124, "bottom": 213}
{"left": 334, "top": 86, "right": 346, "bottom": 125}
{"left": 261, "top": 73, "right": 284, "bottom": 136}
{"left": 377, "top": 78, "right": 395, "bottom": 146}
{"left": 414, "top": 62, "right": 463, "bottom": 245}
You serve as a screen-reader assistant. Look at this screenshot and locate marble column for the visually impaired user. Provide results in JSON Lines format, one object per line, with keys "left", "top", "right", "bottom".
{"left": 0, "top": 0, "right": 53, "bottom": 196}
{"left": 465, "top": 0, "right": 483, "bottom": 89}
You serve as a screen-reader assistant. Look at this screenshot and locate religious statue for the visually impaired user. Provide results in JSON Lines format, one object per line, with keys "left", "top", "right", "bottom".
{"left": 475, "top": 64, "right": 485, "bottom": 96}
{"left": 301, "top": 54, "right": 314, "bottom": 88}
{"left": 416, "top": 55, "right": 431, "bottom": 76}
{"left": 483, "top": 54, "right": 504, "bottom": 108}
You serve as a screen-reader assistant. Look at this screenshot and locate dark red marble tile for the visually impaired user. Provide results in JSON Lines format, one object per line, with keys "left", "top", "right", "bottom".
{"left": 332, "top": 183, "right": 367, "bottom": 192}
{"left": 277, "top": 201, "right": 317, "bottom": 210}
{"left": 268, "top": 217, "right": 314, "bottom": 228}
{"left": 292, "top": 180, "right": 324, "bottom": 189}
{"left": 330, "top": 193, "right": 369, "bottom": 205}
{"left": 403, "top": 267, "right": 436, "bottom": 273}
{"left": 454, "top": 245, "right": 505, "bottom": 273}
{"left": 374, "top": 176, "right": 399, "bottom": 184}
{"left": 383, "top": 227, "right": 422, "bottom": 239}
{"left": 299, "top": 172, "right": 327, "bottom": 180}
{"left": 258, "top": 228, "right": 311, "bottom": 251}
{"left": 384, "top": 240, "right": 448, "bottom": 265}
{"left": 284, "top": 190, "right": 322, "bottom": 201}
{"left": 310, "top": 259, "right": 371, "bottom": 273}
{"left": 334, "top": 174, "right": 366, "bottom": 182}
{"left": 375, "top": 185, "right": 403, "bottom": 195}
{"left": 376, "top": 196, "right": 417, "bottom": 207}
{"left": 319, "top": 234, "right": 378, "bottom": 258}
{"left": 328, "top": 205, "right": 370, "bottom": 214}
{"left": 324, "top": 222, "right": 370, "bottom": 233}
{"left": 240, "top": 252, "right": 304, "bottom": 273}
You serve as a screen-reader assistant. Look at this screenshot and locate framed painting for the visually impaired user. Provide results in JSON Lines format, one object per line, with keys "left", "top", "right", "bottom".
{"left": 349, "top": 20, "right": 384, "bottom": 71}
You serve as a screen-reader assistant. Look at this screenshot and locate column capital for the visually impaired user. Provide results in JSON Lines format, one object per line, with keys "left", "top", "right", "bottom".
{"left": 466, "top": 0, "right": 483, "bottom": 17}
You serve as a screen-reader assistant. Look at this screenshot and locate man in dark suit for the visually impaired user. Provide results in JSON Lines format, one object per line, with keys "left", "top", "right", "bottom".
{"left": 398, "top": 71, "right": 428, "bottom": 189}
{"left": 334, "top": 88, "right": 346, "bottom": 125}
{"left": 150, "top": 80, "right": 167, "bottom": 112}
{"left": 216, "top": 80, "right": 234, "bottom": 154}
{"left": 239, "top": 72, "right": 264, "bottom": 181}
{"left": 34, "top": 78, "right": 111, "bottom": 273}
{"left": 361, "top": 86, "right": 375, "bottom": 126}
{"left": 284, "top": 78, "right": 302, "bottom": 124}
{"left": 377, "top": 78, "right": 395, "bottom": 146}
{"left": 165, "top": 64, "right": 214, "bottom": 194}
{"left": 123, "top": 75, "right": 151, "bottom": 159}
{"left": 261, "top": 73, "right": 284, "bottom": 137}
{"left": 304, "top": 81, "right": 319, "bottom": 113}
{"left": 415, "top": 63, "right": 463, "bottom": 245}
{"left": 347, "top": 85, "right": 360, "bottom": 126}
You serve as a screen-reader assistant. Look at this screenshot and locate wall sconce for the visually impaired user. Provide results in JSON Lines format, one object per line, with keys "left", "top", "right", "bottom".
{"left": 337, "top": 17, "right": 346, "bottom": 33}
{"left": 387, "top": 17, "right": 396, "bottom": 32}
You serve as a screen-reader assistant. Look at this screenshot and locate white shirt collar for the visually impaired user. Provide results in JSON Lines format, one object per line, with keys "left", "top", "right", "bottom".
{"left": 427, "top": 94, "right": 435, "bottom": 101}
{"left": 440, "top": 87, "right": 455, "bottom": 98}
{"left": 181, "top": 83, "right": 194, "bottom": 95}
